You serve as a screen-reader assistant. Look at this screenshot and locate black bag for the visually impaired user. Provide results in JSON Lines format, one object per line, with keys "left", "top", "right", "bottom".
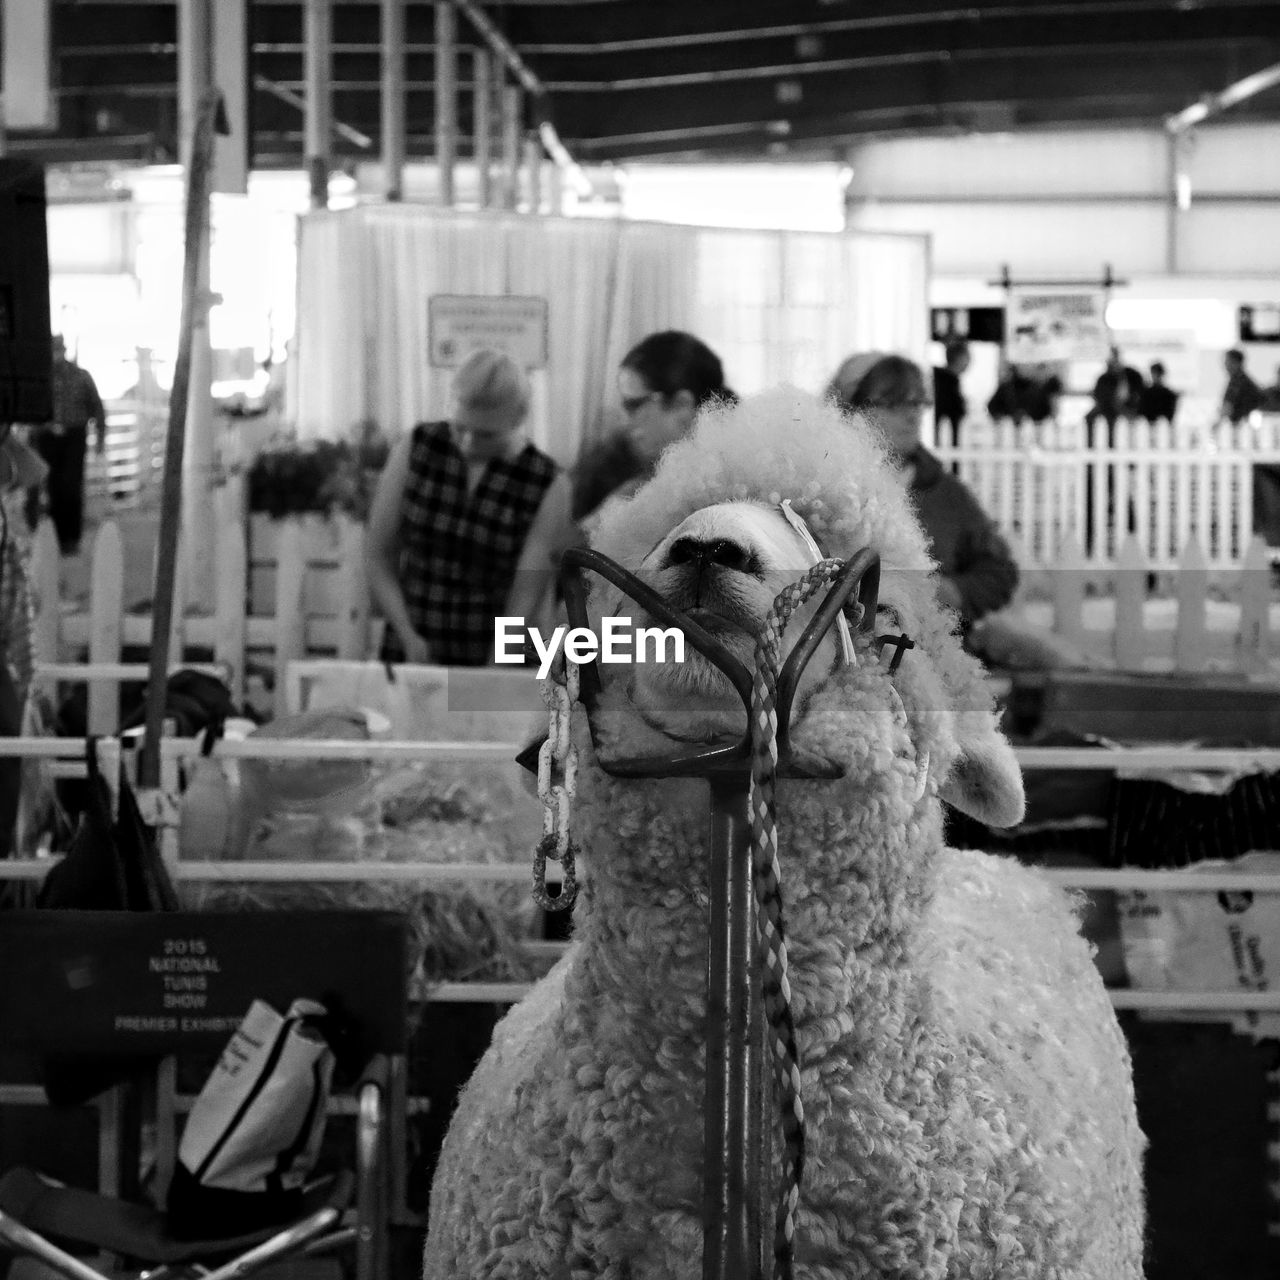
{"left": 0, "top": 655, "right": 24, "bottom": 860}
{"left": 35, "top": 738, "right": 180, "bottom": 1104}
{"left": 119, "top": 669, "right": 237, "bottom": 740}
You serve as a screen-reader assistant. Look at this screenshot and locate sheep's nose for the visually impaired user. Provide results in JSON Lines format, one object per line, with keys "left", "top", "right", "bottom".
{"left": 666, "top": 537, "right": 753, "bottom": 572}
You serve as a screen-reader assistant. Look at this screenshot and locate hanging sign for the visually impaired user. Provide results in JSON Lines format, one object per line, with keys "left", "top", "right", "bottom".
{"left": 930, "top": 306, "right": 1005, "bottom": 344}
{"left": 1005, "top": 289, "right": 1110, "bottom": 364}
{"left": 428, "top": 295, "right": 549, "bottom": 369}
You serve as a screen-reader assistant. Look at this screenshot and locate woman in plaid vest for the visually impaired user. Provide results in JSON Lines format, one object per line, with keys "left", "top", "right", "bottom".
{"left": 366, "top": 349, "right": 574, "bottom": 666}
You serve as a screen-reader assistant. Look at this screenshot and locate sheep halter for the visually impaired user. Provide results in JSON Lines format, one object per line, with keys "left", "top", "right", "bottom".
{"left": 533, "top": 544, "right": 885, "bottom": 1280}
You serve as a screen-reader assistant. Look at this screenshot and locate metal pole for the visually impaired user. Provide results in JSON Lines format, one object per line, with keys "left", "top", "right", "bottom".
{"left": 1165, "top": 130, "right": 1182, "bottom": 275}
{"left": 522, "top": 130, "right": 542, "bottom": 213}
{"left": 177, "top": 0, "right": 215, "bottom": 606}
{"left": 434, "top": 1, "right": 457, "bottom": 207}
{"left": 546, "top": 161, "right": 563, "bottom": 216}
{"left": 704, "top": 775, "right": 765, "bottom": 1280}
{"left": 473, "top": 49, "right": 491, "bottom": 207}
{"left": 490, "top": 51, "right": 505, "bottom": 202}
{"left": 304, "top": 0, "right": 332, "bottom": 209}
{"left": 500, "top": 83, "right": 522, "bottom": 210}
{"left": 381, "top": 0, "right": 405, "bottom": 201}
{"left": 211, "top": 0, "right": 248, "bottom": 193}
{"left": 139, "top": 89, "right": 219, "bottom": 791}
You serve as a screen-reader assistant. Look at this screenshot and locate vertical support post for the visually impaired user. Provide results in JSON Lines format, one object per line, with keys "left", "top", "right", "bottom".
{"left": 434, "top": 1, "right": 457, "bottom": 206}
{"left": 704, "top": 775, "right": 765, "bottom": 1280}
{"left": 381, "top": 0, "right": 405, "bottom": 201}
{"left": 211, "top": 0, "right": 249, "bottom": 194}
{"left": 522, "top": 130, "right": 543, "bottom": 213}
{"left": 139, "top": 88, "right": 219, "bottom": 790}
{"left": 473, "top": 49, "right": 492, "bottom": 207}
{"left": 499, "top": 83, "right": 522, "bottom": 210}
{"left": 177, "top": 0, "right": 216, "bottom": 604}
{"left": 546, "top": 160, "right": 564, "bottom": 217}
{"left": 304, "top": 0, "right": 332, "bottom": 209}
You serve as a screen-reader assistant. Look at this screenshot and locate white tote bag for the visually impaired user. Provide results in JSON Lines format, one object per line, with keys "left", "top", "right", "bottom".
{"left": 171, "top": 997, "right": 335, "bottom": 1233}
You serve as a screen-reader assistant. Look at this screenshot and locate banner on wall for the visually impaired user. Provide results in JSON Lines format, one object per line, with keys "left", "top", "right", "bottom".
{"left": 1005, "top": 289, "right": 1109, "bottom": 364}
{"left": 428, "top": 295, "right": 549, "bottom": 369}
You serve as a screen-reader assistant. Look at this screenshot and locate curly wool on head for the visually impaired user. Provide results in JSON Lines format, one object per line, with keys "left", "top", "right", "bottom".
{"left": 589, "top": 386, "right": 1006, "bottom": 800}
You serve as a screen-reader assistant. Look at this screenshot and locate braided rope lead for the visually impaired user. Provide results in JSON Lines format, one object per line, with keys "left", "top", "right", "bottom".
{"left": 750, "top": 558, "right": 851, "bottom": 1280}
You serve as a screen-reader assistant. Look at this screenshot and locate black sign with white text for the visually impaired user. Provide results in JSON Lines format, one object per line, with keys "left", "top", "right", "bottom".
{"left": 0, "top": 911, "right": 408, "bottom": 1058}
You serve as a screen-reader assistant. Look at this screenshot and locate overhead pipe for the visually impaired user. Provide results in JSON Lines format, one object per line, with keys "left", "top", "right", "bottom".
{"left": 254, "top": 75, "right": 372, "bottom": 149}
{"left": 452, "top": 0, "right": 593, "bottom": 200}
{"left": 381, "top": 0, "right": 406, "bottom": 200}
{"left": 434, "top": 1, "right": 457, "bottom": 206}
{"left": 451, "top": 0, "right": 539, "bottom": 95}
{"left": 1166, "top": 60, "right": 1280, "bottom": 133}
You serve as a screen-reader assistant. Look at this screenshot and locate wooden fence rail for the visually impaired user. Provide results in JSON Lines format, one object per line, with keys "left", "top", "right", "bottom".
{"left": 30, "top": 499, "right": 371, "bottom": 726}
{"left": 32, "top": 518, "right": 1280, "bottom": 703}
{"left": 934, "top": 413, "right": 1280, "bottom": 570}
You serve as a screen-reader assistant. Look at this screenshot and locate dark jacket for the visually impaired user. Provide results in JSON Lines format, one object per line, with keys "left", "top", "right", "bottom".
{"left": 932, "top": 366, "right": 966, "bottom": 429}
{"left": 987, "top": 372, "right": 1061, "bottom": 424}
{"left": 571, "top": 431, "right": 649, "bottom": 522}
{"left": 1223, "top": 370, "right": 1263, "bottom": 424}
{"left": 1089, "top": 366, "right": 1146, "bottom": 425}
{"left": 1138, "top": 383, "right": 1179, "bottom": 423}
{"left": 908, "top": 447, "right": 1019, "bottom": 623}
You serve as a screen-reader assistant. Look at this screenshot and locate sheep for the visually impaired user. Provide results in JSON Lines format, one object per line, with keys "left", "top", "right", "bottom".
{"left": 422, "top": 386, "right": 1145, "bottom": 1279}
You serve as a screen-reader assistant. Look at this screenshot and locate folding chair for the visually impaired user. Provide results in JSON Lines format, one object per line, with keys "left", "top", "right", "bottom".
{"left": 0, "top": 909, "right": 409, "bottom": 1280}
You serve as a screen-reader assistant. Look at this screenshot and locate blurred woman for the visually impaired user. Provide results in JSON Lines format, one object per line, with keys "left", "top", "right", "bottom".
{"left": 366, "top": 349, "right": 575, "bottom": 665}
{"left": 572, "top": 330, "right": 735, "bottom": 522}
{"left": 826, "top": 351, "right": 1018, "bottom": 626}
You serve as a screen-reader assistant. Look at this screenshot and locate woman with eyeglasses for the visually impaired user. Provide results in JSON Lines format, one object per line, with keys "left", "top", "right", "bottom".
{"left": 826, "top": 351, "right": 1018, "bottom": 626}
{"left": 572, "top": 330, "right": 735, "bottom": 523}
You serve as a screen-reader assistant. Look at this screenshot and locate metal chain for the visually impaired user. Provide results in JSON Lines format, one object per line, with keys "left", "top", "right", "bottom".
{"left": 750, "top": 557, "right": 854, "bottom": 1280}
{"left": 533, "top": 655, "right": 579, "bottom": 912}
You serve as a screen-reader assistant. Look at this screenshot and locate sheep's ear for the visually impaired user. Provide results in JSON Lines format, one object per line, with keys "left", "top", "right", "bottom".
{"left": 938, "top": 726, "right": 1025, "bottom": 828}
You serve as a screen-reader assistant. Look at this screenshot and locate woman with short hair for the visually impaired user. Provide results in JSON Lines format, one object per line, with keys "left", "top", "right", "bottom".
{"left": 366, "top": 348, "right": 575, "bottom": 665}
{"left": 826, "top": 351, "right": 1018, "bottom": 626}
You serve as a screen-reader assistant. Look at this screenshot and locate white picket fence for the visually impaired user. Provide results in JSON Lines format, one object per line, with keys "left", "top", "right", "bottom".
{"left": 934, "top": 414, "right": 1280, "bottom": 570}
{"left": 30, "top": 413, "right": 1280, "bottom": 715}
{"left": 29, "top": 498, "right": 372, "bottom": 729}
{"left": 998, "top": 533, "right": 1280, "bottom": 673}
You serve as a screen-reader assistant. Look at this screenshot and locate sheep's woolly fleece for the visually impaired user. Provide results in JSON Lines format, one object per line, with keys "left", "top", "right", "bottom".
{"left": 424, "top": 386, "right": 1145, "bottom": 1280}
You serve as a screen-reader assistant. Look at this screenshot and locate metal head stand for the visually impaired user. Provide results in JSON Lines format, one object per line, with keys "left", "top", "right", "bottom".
{"left": 521, "top": 545, "right": 880, "bottom": 1279}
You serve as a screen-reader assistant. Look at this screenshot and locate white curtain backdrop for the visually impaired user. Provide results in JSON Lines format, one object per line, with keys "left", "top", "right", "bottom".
{"left": 295, "top": 207, "right": 929, "bottom": 463}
